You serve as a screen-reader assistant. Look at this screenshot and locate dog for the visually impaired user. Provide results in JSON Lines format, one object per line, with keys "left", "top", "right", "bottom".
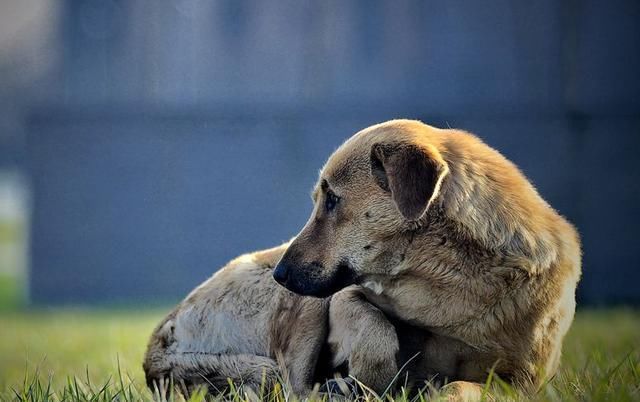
{"left": 273, "top": 119, "right": 581, "bottom": 396}
{"left": 144, "top": 119, "right": 581, "bottom": 399}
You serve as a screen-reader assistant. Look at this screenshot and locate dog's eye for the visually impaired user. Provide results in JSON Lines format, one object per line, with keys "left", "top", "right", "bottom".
{"left": 325, "top": 191, "right": 339, "bottom": 212}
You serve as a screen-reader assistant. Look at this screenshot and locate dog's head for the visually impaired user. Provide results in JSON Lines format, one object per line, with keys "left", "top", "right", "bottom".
{"left": 273, "top": 120, "right": 449, "bottom": 297}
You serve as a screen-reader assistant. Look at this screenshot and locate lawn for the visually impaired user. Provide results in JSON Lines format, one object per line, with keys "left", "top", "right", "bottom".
{"left": 0, "top": 308, "right": 638, "bottom": 401}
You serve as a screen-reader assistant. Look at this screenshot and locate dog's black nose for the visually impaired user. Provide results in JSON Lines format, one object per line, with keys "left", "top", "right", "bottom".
{"left": 272, "top": 263, "right": 289, "bottom": 285}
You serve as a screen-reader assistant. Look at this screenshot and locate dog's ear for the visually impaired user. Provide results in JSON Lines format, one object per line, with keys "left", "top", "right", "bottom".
{"left": 370, "top": 142, "right": 448, "bottom": 221}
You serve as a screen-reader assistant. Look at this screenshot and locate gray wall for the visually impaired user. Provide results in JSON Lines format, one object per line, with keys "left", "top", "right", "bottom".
{"left": 24, "top": 0, "right": 640, "bottom": 305}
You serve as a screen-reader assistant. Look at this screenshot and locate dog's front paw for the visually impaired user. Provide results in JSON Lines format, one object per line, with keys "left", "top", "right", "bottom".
{"left": 440, "top": 381, "right": 488, "bottom": 402}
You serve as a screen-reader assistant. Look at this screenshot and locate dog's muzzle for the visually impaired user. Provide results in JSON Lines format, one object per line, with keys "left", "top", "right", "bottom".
{"left": 272, "top": 259, "right": 356, "bottom": 298}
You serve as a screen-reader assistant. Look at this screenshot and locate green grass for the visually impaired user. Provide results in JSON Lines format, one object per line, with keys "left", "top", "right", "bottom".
{"left": 0, "top": 309, "right": 638, "bottom": 401}
{"left": 0, "top": 273, "right": 26, "bottom": 311}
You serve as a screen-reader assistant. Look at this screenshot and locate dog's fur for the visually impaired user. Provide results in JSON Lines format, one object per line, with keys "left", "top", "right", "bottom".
{"left": 275, "top": 119, "right": 581, "bottom": 394}
{"left": 144, "top": 120, "right": 581, "bottom": 399}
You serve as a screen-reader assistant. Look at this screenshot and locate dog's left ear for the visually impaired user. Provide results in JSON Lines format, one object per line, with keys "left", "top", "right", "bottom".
{"left": 370, "top": 142, "right": 449, "bottom": 221}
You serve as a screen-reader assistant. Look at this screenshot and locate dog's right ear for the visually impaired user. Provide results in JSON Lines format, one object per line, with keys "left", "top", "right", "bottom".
{"left": 370, "top": 142, "right": 448, "bottom": 221}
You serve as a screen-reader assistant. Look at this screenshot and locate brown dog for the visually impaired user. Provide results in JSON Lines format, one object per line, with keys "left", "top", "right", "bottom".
{"left": 145, "top": 119, "right": 580, "bottom": 399}
{"left": 273, "top": 119, "right": 581, "bottom": 395}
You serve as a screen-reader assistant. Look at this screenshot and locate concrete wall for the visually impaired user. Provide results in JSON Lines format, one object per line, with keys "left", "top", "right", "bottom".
{"left": 25, "top": 0, "right": 640, "bottom": 305}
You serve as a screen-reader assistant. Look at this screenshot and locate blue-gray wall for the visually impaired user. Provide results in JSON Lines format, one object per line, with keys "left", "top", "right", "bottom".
{"left": 23, "top": 0, "right": 640, "bottom": 305}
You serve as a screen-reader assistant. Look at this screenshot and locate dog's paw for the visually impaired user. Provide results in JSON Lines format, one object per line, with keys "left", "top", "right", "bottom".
{"left": 440, "top": 381, "right": 489, "bottom": 402}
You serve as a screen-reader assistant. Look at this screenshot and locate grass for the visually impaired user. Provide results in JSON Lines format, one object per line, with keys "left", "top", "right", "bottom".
{"left": 0, "top": 309, "right": 638, "bottom": 401}
{"left": 0, "top": 273, "right": 26, "bottom": 311}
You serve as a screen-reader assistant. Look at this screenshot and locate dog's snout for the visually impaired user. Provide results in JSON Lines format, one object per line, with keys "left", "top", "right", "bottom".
{"left": 272, "top": 262, "right": 289, "bottom": 285}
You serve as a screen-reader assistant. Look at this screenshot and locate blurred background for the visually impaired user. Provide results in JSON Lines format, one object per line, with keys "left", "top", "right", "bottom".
{"left": 0, "top": 0, "right": 638, "bottom": 308}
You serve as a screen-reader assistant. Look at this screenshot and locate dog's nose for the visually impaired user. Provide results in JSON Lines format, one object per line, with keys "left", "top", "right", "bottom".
{"left": 272, "top": 263, "right": 289, "bottom": 285}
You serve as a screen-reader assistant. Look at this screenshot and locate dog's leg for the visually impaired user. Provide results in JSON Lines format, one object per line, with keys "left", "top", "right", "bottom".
{"left": 271, "top": 297, "right": 331, "bottom": 396}
{"left": 327, "top": 286, "right": 400, "bottom": 394}
{"left": 147, "top": 352, "right": 279, "bottom": 396}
